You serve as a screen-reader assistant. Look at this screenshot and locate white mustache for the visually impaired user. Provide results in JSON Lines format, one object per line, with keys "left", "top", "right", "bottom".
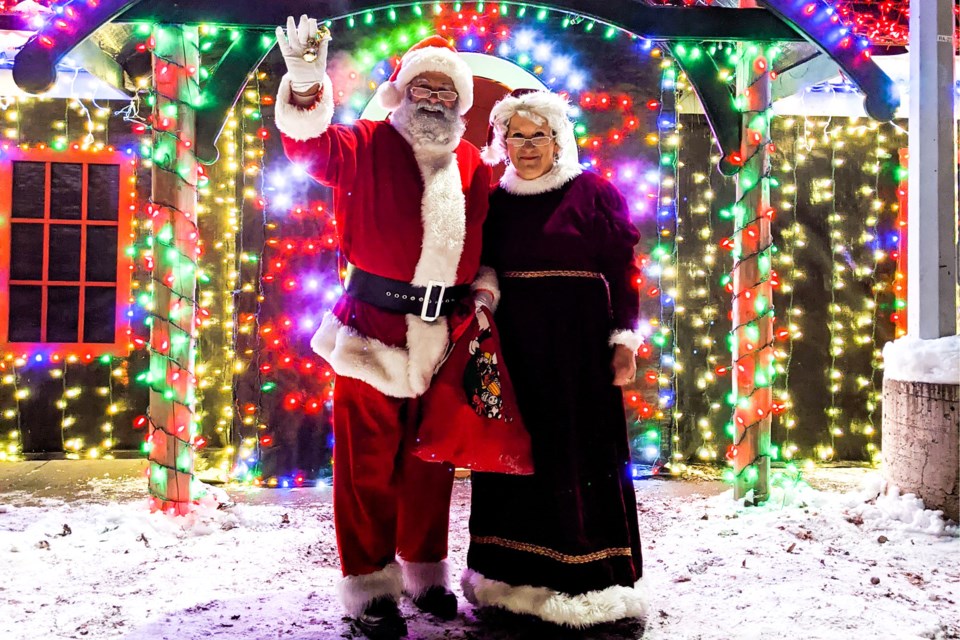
{"left": 416, "top": 102, "right": 447, "bottom": 113}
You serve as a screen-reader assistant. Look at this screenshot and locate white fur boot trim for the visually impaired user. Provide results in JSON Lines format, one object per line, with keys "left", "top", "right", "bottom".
{"left": 461, "top": 568, "right": 647, "bottom": 629}
{"left": 337, "top": 563, "right": 404, "bottom": 618}
{"left": 399, "top": 558, "right": 449, "bottom": 598}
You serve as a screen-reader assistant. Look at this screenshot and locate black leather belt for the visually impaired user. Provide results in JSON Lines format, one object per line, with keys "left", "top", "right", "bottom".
{"left": 343, "top": 263, "right": 469, "bottom": 321}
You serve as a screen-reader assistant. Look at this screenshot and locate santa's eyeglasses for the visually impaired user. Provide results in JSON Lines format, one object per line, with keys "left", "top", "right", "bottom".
{"left": 505, "top": 135, "right": 555, "bottom": 148}
{"left": 409, "top": 86, "right": 459, "bottom": 102}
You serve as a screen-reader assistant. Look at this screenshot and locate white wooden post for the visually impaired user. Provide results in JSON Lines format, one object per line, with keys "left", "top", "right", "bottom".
{"left": 907, "top": 0, "right": 958, "bottom": 339}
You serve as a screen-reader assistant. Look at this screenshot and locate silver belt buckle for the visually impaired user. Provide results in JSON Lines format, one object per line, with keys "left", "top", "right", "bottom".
{"left": 420, "top": 280, "right": 446, "bottom": 322}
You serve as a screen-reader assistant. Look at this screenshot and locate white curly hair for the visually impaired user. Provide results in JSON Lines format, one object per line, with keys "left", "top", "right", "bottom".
{"left": 480, "top": 89, "right": 580, "bottom": 172}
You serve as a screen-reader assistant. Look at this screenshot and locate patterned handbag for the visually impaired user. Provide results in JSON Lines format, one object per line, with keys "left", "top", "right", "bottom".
{"left": 414, "top": 306, "right": 534, "bottom": 475}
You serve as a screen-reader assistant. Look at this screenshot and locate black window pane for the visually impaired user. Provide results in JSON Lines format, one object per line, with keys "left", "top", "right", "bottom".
{"left": 50, "top": 163, "right": 82, "bottom": 220}
{"left": 48, "top": 225, "right": 81, "bottom": 281}
{"left": 10, "top": 223, "right": 44, "bottom": 281}
{"left": 83, "top": 287, "right": 116, "bottom": 343}
{"left": 7, "top": 285, "right": 42, "bottom": 342}
{"left": 85, "top": 227, "right": 118, "bottom": 282}
{"left": 46, "top": 286, "right": 79, "bottom": 342}
{"left": 12, "top": 162, "right": 45, "bottom": 219}
{"left": 87, "top": 164, "right": 120, "bottom": 221}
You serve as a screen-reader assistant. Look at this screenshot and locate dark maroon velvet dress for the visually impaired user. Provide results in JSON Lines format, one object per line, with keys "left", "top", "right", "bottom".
{"left": 467, "top": 170, "right": 644, "bottom": 599}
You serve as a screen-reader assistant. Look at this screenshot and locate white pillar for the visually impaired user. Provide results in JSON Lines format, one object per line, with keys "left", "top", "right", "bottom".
{"left": 907, "top": 0, "right": 958, "bottom": 338}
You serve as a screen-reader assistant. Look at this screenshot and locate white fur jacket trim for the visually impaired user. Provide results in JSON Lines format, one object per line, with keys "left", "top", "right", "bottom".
{"left": 499, "top": 162, "right": 583, "bottom": 196}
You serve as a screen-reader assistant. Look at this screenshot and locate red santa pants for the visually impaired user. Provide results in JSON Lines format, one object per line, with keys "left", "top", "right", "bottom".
{"left": 332, "top": 375, "right": 455, "bottom": 579}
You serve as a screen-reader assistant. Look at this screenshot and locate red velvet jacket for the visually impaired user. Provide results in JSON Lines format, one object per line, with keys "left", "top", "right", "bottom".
{"left": 275, "top": 74, "right": 492, "bottom": 398}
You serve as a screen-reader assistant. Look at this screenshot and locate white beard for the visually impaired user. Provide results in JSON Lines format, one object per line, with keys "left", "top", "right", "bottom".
{"left": 390, "top": 99, "right": 465, "bottom": 157}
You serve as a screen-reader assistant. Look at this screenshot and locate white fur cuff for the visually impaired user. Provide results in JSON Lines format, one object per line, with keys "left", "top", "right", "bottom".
{"left": 609, "top": 329, "right": 643, "bottom": 353}
{"left": 274, "top": 73, "right": 334, "bottom": 141}
{"left": 461, "top": 568, "right": 647, "bottom": 628}
{"left": 338, "top": 563, "right": 404, "bottom": 617}
{"left": 471, "top": 266, "right": 501, "bottom": 312}
{"left": 400, "top": 559, "right": 449, "bottom": 598}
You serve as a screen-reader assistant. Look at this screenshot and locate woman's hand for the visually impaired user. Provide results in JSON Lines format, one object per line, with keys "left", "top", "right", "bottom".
{"left": 611, "top": 345, "right": 637, "bottom": 386}
{"left": 474, "top": 289, "right": 495, "bottom": 310}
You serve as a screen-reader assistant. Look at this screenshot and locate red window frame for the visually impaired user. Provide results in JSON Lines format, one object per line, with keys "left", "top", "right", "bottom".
{"left": 0, "top": 147, "right": 136, "bottom": 357}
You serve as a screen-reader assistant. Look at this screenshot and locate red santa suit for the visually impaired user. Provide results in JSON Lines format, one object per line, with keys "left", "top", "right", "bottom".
{"left": 274, "top": 38, "right": 495, "bottom": 617}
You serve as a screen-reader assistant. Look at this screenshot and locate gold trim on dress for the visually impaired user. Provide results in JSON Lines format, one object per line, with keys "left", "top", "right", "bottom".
{"left": 500, "top": 270, "right": 611, "bottom": 309}
{"left": 471, "top": 535, "right": 633, "bottom": 564}
{"left": 502, "top": 270, "right": 605, "bottom": 281}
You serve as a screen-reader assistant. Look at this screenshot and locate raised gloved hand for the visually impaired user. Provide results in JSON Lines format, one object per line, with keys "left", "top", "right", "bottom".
{"left": 275, "top": 15, "right": 331, "bottom": 93}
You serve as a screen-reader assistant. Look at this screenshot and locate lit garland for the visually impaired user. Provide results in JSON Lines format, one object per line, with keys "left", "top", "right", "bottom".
{"left": 893, "top": 148, "right": 907, "bottom": 338}
{"left": 236, "top": 69, "right": 274, "bottom": 485}
{"left": 770, "top": 117, "right": 804, "bottom": 462}
{"left": 192, "top": 68, "right": 241, "bottom": 482}
{"left": 651, "top": 57, "right": 680, "bottom": 472}
{"left": 674, "top": 123, "right": 731, "bottom": 465}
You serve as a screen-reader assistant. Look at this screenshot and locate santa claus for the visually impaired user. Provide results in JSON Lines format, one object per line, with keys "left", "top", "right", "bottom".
{"left": 273, "top": 15, "right": 496, "bottom": 640}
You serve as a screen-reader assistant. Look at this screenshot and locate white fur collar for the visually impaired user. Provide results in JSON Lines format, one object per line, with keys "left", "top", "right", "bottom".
{"left": 499, "top": 162, "right": 582, "bottom": 196}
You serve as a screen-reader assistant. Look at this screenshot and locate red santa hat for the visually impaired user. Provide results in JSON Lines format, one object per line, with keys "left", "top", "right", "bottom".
{"left": 480, "top": 88, "right": 580, "bottom": 170}
{"left": 375, "top": 36, "right": 474, "bottom": 115}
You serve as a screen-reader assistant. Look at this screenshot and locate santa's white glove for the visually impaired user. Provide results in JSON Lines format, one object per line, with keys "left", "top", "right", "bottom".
{"left": 275, "top": 15, "right": 331, "bottom": 93}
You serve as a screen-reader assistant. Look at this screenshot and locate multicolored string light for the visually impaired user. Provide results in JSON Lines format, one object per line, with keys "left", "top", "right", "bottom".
{"left": 0, "top": 1, "right": 907, "bottom": 487}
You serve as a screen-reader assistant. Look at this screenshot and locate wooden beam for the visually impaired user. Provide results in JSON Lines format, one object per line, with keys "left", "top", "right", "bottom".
{"left": 12, "top": 0, "right": 144, "bottom": 94}
{"left": 69, "top": 39, "right": 128, "bottom": 96}
{"left": 194, "top": 31, "right": 275, "bottom": 164}
{"left": 670, "top": 45, "right": 742, "bottom": 176}
{"left": 906, "top": 0, "right": 958, "bottom": 338}
{"left": 116, "top": 0, "right": 804, "bottom": 41}
{"left": 759, "top": 0, "right": 899, "bottom": 121}
{"left": 677, "top": 52, "right": 840, "bottom": 116}
{"left": 770, "top": 53, "right": 839, "bottom": 103}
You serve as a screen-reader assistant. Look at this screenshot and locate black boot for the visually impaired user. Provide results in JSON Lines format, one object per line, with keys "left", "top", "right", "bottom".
{"left": 354, "top": 598, "right": 408, "bottom": 640}
{"left": 412, "top": 586, "right": 458, "bottom": 620}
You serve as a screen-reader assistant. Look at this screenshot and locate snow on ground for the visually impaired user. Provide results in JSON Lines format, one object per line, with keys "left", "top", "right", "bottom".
{"left": 882, "top": 334, "right": 960, "bottom": 384}
{"left": 0, "top": 470, "right": 957, "bottom": 640}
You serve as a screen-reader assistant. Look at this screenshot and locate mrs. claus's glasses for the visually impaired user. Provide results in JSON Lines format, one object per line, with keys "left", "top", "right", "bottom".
{"left": 505, "top": 134, "right": 555, "bottom": 148}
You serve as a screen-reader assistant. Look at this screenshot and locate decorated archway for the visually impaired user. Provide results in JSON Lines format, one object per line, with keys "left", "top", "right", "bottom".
{"left": 3, "top": 0, "right": 902, "bottom": 512}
